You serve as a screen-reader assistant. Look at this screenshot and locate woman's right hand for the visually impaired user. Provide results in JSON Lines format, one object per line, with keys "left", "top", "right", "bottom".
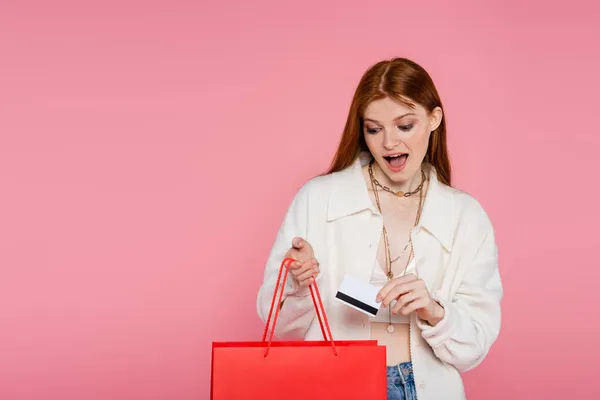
{"left": 285, "top": 237, "right": 319, "bottom": 287}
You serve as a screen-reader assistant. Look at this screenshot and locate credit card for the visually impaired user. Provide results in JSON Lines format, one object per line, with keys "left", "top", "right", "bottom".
{"left": 334, "top": 274, "right": 382, "bottom": 317}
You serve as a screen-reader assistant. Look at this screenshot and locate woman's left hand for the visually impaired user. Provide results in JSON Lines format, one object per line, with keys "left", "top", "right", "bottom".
{"left": 376, "top": 274, "right": 445, "bottom": 326}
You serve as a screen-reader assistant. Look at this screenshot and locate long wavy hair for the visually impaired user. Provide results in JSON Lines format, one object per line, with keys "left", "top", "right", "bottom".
{"left": 326, "top": 57, "right": 451, "bottom": 186}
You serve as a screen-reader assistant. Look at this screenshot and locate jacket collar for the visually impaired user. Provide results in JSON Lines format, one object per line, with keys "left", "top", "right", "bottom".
{"left": 327, "top": 153, "right": 455, "bottom": 251}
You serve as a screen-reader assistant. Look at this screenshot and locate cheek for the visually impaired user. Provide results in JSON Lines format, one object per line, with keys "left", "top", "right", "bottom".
{"left": 409, "top": 129, "right": 431, "bottom": 154}
{"left": 363, "top": 134, "right": 379, "bottom": 153}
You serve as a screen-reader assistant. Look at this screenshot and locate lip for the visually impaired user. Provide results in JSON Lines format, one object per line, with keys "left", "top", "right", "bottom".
{"left": 383, "top": 152, "right": 406, "bottom": 158}
{"left": 383, "top": 153, "right": 408, "bottom": 173}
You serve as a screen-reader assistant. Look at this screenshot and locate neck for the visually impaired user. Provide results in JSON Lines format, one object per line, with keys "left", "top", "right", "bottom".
{"left": 372, "top": 161, "right": 424, "bottom": 194}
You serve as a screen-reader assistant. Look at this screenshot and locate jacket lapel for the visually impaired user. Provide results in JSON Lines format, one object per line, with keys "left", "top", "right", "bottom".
{"left": 412, "top": 166, "right": 455, "bottom": 289}
{"left": 327, "top": 156, "right": 381, "bottom": 283}
{"left": 326, "top": 155, "right": 456, "bottom": 289}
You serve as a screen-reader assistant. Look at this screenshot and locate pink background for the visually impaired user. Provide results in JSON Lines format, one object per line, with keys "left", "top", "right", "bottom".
{"left": 1, "top": 1, "right": 599, "bottom": 399}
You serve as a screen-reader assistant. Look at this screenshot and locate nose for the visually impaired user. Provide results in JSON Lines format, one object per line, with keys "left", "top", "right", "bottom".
{"left": 383, "top": 130, "right": 397, "bottom": 150}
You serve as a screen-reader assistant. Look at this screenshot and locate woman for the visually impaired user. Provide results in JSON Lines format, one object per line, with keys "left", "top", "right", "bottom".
{"left": 256, "top": 57, "right": 502, "bottom": 400}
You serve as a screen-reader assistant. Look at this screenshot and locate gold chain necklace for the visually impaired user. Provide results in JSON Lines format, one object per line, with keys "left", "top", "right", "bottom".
{"left": 370, "top": 163, "right": 426, "bottom": 197}
{"left": 368, "top": 160, "right": 426, "bottom": 333}
{"left": 368, "top": 161, "right": 425, "bottom": 264}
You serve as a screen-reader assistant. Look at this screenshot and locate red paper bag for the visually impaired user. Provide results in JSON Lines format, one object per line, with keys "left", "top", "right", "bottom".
{"left": 211, "top": 258, "right": 387, "bottom": 399}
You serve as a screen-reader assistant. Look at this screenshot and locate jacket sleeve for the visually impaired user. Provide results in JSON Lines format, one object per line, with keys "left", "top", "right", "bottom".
{"left": 256, "top": 183, "right": 320, "bottom": 340}
{"left": 416, "top": 216, "right": 503, "bottom": 372}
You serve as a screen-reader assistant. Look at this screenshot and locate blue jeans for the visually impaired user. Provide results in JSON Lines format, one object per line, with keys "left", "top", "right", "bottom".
{"left": 387, "top": 362, "right": 417, "bottom": 400}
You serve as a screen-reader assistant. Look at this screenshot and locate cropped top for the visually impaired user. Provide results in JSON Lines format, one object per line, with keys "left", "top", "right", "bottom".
{"left": 369, "top": 258, "right": 416, "bottom": 324}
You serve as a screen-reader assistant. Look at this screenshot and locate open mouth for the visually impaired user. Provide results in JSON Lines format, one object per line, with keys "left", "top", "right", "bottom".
{"left": 383, "top": 153, "right": 408, "bottom": 169}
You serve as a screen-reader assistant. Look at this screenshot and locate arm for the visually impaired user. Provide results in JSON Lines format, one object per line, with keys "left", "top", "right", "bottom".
{"left": 416, "top": 221, "right": 503, "bottom": 372}
{"left": 256, "top": 183, "right": 319, "bottom": 340}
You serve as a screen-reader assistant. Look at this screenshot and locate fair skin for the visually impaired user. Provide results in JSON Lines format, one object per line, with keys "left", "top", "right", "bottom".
{"left": 285, "top": 238, "right": 318, "bottom": 285}
{"left": 363, "top": 96, "right": 444, "bottom": 326}
{"left": 286, "top": 96, "right": 444, "bottom": 363}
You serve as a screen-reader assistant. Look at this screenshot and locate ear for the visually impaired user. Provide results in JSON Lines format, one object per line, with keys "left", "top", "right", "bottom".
{"left": 429, "top": 106, "right": 443, "bottom": 132}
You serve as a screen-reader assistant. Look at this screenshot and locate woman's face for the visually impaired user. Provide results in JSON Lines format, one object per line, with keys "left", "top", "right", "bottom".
{"left": 363, "top": 96, "right": 442, "bottom": 186}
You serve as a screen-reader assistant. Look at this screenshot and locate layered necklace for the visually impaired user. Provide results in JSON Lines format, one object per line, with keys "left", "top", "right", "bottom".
{"left": 368, "top": 159, "right": 426, "bottom": 333}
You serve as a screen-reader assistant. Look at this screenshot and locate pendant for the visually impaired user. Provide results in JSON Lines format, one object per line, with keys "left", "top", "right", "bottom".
{"left": 387, "top": 271, "right": 394, "bottom": 280}
{"left": 395, "top": 191, "right": 405, "bottom": 197}
{"left": 387, "top": 324, "right": 395, "bottom": 333}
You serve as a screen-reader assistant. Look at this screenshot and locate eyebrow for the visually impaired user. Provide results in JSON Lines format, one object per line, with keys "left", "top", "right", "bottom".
{"left": 363, "top": 113, "right": 417, "bottom": 123}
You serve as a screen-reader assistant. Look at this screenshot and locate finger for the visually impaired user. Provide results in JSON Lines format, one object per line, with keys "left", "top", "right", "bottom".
{"left": 287, "top": 249, "right": 313, "bottom": 267}
{"left": 292, "top": 237, "right": 306, "bottom": 249}
{"left": 399, "top": 297, "right": 428, "bottom": 316}
{"left": 390, "top": 273, "right": 418, "bottom": 285}
{"left": 380, "top": 281, "right": 421, "bottom": 307}
{"left": 285, "top": 248, "right": 300, "bottom": 261}
{"left": 376, "top": 280, "right": 402, "bottom": 303}
{"left": 290, "top": 260, "right": 314, "bottom": 276}
{"left": 376, "top": 274, "right": 418, "bottom": 302}
{"left": 296, "top": 263, "right": 319, "bottom": 283}
{"left": 290, "top": 258, "right": 318, "bottom": 275}
{"left": 298, "top": 276, "right": 316, "bottom": 287}
{"left": 391, "top": 290, "right": 420, "bottom": 315}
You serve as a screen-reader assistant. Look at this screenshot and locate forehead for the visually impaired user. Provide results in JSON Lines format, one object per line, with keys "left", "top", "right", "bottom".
{"left": 363, "top": 96, "right": 425, "bottom": 120}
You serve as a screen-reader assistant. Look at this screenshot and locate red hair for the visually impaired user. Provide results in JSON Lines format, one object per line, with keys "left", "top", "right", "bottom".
{"left": 326, "top": 57, "right": 451, "bottom": 186}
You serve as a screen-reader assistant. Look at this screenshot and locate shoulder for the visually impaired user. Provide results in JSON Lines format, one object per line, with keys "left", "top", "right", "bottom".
{"left": 288, "top": 158, "right": 363, "bottom": 215}
{"left": 292, "top": 156, "right": 363, "bottom": 203}
{"left": 445, "top": 184, "right": 495, "bottom": 236}
{"left": 297, "top": 172, "right": 334, "bottom": 198}
{"left": 427, "top": 165, "right": 494, "bottom": 236}
{"left": 284, "top": 171, "right": 335, "bottom": 215}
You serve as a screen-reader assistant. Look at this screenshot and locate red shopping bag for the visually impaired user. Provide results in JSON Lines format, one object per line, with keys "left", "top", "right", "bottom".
{"left": 211, "top": 257, "right": 387, "bottom": 399}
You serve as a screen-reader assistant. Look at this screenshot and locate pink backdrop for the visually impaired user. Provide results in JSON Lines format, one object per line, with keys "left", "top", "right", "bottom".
{"left": 1, "top": 1, "right": 599, "bottom": 399}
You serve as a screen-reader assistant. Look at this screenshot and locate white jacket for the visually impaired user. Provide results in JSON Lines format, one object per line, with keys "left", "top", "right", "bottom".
{"left": 256, "top": 154, "right": 503, "bottom": 400}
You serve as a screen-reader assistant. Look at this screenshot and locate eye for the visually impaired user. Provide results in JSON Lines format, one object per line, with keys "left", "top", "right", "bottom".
{"left": 366, "top": 127, "right": 381, "bottom": 134}
{"left": 398, "top": 124, "right": 414, "bottom": 132}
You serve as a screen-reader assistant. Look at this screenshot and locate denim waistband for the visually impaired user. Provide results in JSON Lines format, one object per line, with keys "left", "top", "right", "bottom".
{"left": 386, "top": 361, "right": 414, "bottom": 384}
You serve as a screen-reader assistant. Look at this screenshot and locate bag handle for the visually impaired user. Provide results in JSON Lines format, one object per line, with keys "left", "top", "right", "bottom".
{"left": 261, "top": 257, "right": 338, "bottom": 358}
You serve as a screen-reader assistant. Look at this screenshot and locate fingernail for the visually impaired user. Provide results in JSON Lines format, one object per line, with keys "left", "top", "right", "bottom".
{"left": 376, "top": 295, "right": 381, "bottom": 302}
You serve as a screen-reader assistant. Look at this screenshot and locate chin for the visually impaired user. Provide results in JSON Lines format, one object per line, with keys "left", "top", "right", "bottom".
{"left": 387, "top": 172, "right": 412, "bottom": 185}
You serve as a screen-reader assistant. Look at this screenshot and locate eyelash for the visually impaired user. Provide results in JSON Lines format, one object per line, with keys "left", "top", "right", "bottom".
{"left": 366, "top": 124, "right": 414, "bottom": 134}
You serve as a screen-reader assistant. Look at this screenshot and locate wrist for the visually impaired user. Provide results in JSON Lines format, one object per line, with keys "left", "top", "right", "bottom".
{"left": 426, "top": 301, "right": 445, "bottom": 326}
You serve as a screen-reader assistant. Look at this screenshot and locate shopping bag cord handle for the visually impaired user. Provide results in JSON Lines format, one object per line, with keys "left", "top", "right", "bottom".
{"left": 262, "top": 257, "right": 338, "bottom": 357}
